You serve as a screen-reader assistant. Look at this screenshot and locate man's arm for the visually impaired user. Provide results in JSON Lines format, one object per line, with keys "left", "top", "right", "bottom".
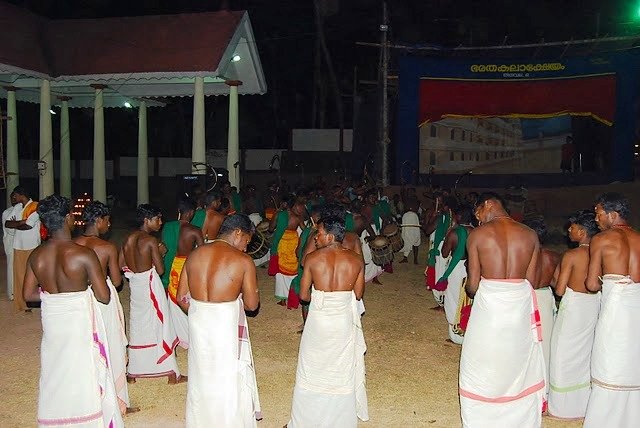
{"left": 87, "top": 251, "right": 110, "bottom": 304}
{"left": 586, "top": 235, "right": 604, "bottom": 292}
{"left": 554, "top": 252, "right": 573, "bottom": 297}
{"left": 268, "top": 210, "right": 280, "bottom": 233}
{"left": 241, "top": 257, "right": 260, "bottom": 313}
{"left": 23, "top": 257, "right": 41, "bottom": 302}
{"left": 5, "top": 219, "right": 33, "bottom": 230}
{"left": 441, "top": 228, "right": 458, "bottom": 258}
{"left": 192, "top": 227, "right": 204, "bottom": 247}
{"left": 302, "top": 230, "right": 317, "bottom": 261}
{"left": 149, "top": 237, "right": 165, "bottom": 276}
{"left": 299, "top": 256, "right": 314, "bottom": 303}
{"left": 176, "top": 260, "right": 190, "bottom": 313}
{"left": 107, "top": 244, "right": 123, "bottom": 288}
{"left": 353, "top": 258, "right": 365, "bottom": 300}
{"left": 525, "top": 239, "right": 540, "bottom": 287}
{"left": 465, "top": 231, "right": 481, "bottom": 297}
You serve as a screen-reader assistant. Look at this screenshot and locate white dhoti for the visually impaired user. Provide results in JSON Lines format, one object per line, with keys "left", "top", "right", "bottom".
{"left": 289, "top": 289, "right": 369, "bottom": 427}
{"left": 459, "top": 278, "right": 545, "bottom": 428}
{"left": 38, "top": 289, "right": 123, "bottom": 428}
{"left": 169, "top": 297, "right": 189, "bottom": 350}
{"left": 187, "top": 297, "right": 262, "bottom": 427}
{"left": 548, "top": 288, "right": 600, "bottom": 419}
{"left": 4, "top": 236, "right": 14, "bottom": 300}
{"left": 400, "top": 212, "right": 421, "bottom": 257}
{"left": 534, "top": 286, "right": 556, "bottom": 399}
{"left": 444, "top": 261, "right": 467, "bottom": 344}
{"left": 125, "top": 267, "right": 180, "bottom": 378}
{"left": 248, "top": 213, "right": 262, "bottom": 226}
{"left": 96, "top": 278, "right": 130, "bottom": 415}
{"left": 360, "top": 230, "right": 383, "bottom": 283}
{"left": 275, "top": 273, "right": 295, "bottom": 301}
{"left": 429, "top": 232, "right": 448, "bottom": 306}
{"left": 584, "top": 275, "right": 640, "bottom": 427}
{"left": 253, "top": 250, "right": 270, "bottom": 268}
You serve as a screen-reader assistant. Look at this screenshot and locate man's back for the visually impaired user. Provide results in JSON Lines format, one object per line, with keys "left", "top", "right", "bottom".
{"left": 306, "top": 246, "right": 364, "bottom": 296}
{"left": 202, "top": 210, "right": 225, "bottom": 240}
{"left": 470, "top": 218, "right": 538, "bottom": 280}
{"left": 184, "top": 241, "right": 256, "bottom": 304}
{"left": 593, "top": 227, "right": 640, "bottom": 282}
{"left": 536, "top": 248, "right": 561, "bottom": 288}
{"left": 122, "top": 231, "right": 157, "bottom": 273}
{"left": 177, "top": 223, "right": 203, "bottom": 256}
{"left": 29, "top": 241, "right": 99, "bottom": 294}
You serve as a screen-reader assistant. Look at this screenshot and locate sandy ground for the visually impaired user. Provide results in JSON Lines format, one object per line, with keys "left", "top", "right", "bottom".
{"left": 0, "top": 239, "right": 582, "bottom": 428}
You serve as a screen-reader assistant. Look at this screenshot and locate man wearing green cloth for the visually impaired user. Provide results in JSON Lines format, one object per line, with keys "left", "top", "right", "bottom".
{"left": 424, "top": 196, "right": 456, "bottom": 308}
{"left": 439, "top": 205, "right": 474, "bottom": 344}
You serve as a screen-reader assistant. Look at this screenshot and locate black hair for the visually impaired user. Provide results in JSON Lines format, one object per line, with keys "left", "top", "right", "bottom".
{"left": 320, "top": 203, "right": 347, "bottom": 220}
{"left": 443, "top": 196, "right": 458, "bottom": 212}
{"left": 284, "top": 194, "right": 298, "bottom": 209}
{"left": 205, "top": 190, "right": 222, "bottom": 206}
{"left": 569, "top": 210, "right": 600, "bottom": 238}
{"left": 219, "top": 198, "right": 231, "bottom": 212}
{"left": 12, "top": 185, "right": 30, "bottom": 199}
{"left": 218, "top": 213, "right": 255, "bottom": 237}
{"left": 350, "top": 199, "right": 363, "bottom": 214}
{"left": 595, "top": 192, "right": 630, "bottom": 220}
{"left": 524, "top": 217, "right": 547, "bottom": 244}
{"left": 476, "top": 192, "right": 505, "bottom": 209}
{"left": 178, "top": 197, "right": 196, "bottom": 214}
{"left": 456, "top": 204, "right": 475, "bottom": 225}
{"left": 320, "top": 215, "right": 346, "bottom": 242}
{"left": 37, "top": 195, "right": 71, "bottom": 232}
{"left": 83, "top": 201, "right": 110, "bottom": 225}
{"left": 136, "top": 204, "right": 162, "bottom": 227}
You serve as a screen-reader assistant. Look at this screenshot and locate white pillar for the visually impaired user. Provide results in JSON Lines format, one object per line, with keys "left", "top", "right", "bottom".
{"left": 92, "top": 84, "right": 106, "bottom": 203}
{"left": 137, "top": 101, "right": 149, "bottom": 205}
{"left": 192, "top": 76, "right": 206, "bottom": 174}
{"left": 39, "top": 80, "right": 54, "bottom": 199}
{"left": 4, "top": 87, "right": 19, "bottom": 205}
{"left": 59, "top": 97, "right": 71, "bottom": 198}
{"left": 226, "top": 80, "right": 242, "bottom": 188}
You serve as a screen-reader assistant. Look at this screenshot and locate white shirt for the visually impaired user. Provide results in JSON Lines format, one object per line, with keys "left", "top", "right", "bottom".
{"left": 13, "top": 200, "right": 41, "bottom": 250}
{"left": 2, "top": 203, "right": 23, "bottom": 243}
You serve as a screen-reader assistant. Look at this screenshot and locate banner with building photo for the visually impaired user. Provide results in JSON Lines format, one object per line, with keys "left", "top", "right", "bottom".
{"left": 396, "top": 52, "right": 640, "bottom": 182}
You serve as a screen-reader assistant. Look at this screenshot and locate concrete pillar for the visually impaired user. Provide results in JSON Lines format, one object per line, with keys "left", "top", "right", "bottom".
{"left": 4, "top": 87, "right": 19, "bottom": 205}
{"left": 137, "top": 101, "right": 149, "bottom": 205}
{"left": 39, "top": 80, "right": 54, "bottom": 199}
{"left": 226, "top": 80, "right": 242, "bottom": 188}
{"left": 59, "top": 96, "right": 72, "bottom": 198}
{"left": 91, "top": 84, "right": 107, "bottom": 203}
{"left": 192, "top": 76, "right": 206, "bottom": 174}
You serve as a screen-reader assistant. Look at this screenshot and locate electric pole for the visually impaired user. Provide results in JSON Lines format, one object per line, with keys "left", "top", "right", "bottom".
{"left": 380, "top": 1, "right": 390, "bottom": 186}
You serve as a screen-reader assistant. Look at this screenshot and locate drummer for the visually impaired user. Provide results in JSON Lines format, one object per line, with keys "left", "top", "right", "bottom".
{"left": 362, "top": 190, "right": 394, "bottom": 275}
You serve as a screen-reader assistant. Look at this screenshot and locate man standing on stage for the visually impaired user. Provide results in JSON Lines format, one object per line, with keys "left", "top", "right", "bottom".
{"left": 584, "top": 193, "right": 640, "bottom": 427}
{"left": 459, "top": 193, "right": 544, "bottom": 427}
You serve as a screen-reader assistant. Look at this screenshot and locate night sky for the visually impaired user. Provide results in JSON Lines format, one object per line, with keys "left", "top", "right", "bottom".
{"left": 4, "top": 0, "right": 634, "bottom": 161}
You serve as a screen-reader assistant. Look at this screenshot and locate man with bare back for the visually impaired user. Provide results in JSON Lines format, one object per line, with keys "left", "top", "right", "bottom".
{"left": 288, "top": 215, "right": 368, "bottom": 427}
{"left": 121, "top": 204, "right": 184, "bottom": 384}
{"left": 176, "top": 214, "right": 261, "bottom": 427}
{"left": 201, "top": 191, "right": 225, "bottom": 242}
{"left": 162, "top": 197, "right": 204, "bottom": 348}
{"left": 23, "top": 195, "right": 122, "bottom": 427}
{"left": 584, "top": 193, "right": 640, "bottom": 427}
{"left": 352, "top": 200, "right": 383, "bottom": 284}
{"left": 547, "top": 210, "right": 600, "bottom": 419}
{"left": 459, "top": 192, "right": 545, "bottom": 428}
{"left": 268, "top": 195, "right": 306, "bottom": 305}
{"left": 75, "top": 201, "right": 134, "bottom": 416}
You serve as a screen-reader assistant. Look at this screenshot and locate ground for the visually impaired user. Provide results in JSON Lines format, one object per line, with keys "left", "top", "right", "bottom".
{"left": 0, "top": 235, "right": 582, "bottom": 428}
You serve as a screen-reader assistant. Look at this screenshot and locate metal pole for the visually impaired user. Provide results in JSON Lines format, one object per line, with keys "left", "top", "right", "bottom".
{"left": 381, "top": 1, "right": 390, "bottom": 186}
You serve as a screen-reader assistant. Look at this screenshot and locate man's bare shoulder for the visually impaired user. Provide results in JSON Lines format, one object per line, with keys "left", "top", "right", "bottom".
{"left": 183, "top": 223, "right": 202, "bottom": 234}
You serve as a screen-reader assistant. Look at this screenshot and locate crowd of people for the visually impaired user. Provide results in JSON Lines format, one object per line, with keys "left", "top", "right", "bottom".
{"left": 2, "top": 177, "right": 639, "bottom": 427}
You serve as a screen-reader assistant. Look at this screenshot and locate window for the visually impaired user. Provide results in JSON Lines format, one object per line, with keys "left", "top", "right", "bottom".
{"left": 429, "top": 152, "right": 436, "bottom": 166}
{"left": 486, "top": 152, "right": 490, "bottom": 160}
{"left": 494, "top": 152, "right": 497, "bottom": 159}
{"left": 450, "top": 129, "right": 455, "bottom": 140}
{"left": 461, "top": 152, "right": 465, "bottom": 161}
{"left": 469, "top": 133, "right": 473, "bottom": 142}
{"left": 450, "top": 152, "right": 454, "bottom": 161}
{"left": 462, "top": 131, "right": 466, "bottom": 141}
{"left": 430, "top": 125, "right": 437, "bottom": 137}
{"left": 476, "top": 153, "right": 480, "bottom": 161}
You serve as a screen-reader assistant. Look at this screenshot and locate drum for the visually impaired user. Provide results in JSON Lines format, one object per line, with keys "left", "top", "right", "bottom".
{"left": 382, "top": 223, "right": 404, "bottom": 252}
{"left": 256, "top": 221, "right": 270, "bottom": 233}
{"left": 247, "top": 229, "right": 271, "bottom": 260}
{"left": 369, "top": 236, "right": 394, "bottom": 267}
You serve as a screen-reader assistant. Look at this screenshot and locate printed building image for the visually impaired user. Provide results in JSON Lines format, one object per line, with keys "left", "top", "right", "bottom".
{"left": 419, "top": 117, "right": 567, "bottom": 174}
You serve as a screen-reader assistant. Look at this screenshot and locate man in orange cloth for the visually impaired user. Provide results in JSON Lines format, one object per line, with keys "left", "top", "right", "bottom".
{"left": 268, "top": 195, "right": 305, "bottom": 306}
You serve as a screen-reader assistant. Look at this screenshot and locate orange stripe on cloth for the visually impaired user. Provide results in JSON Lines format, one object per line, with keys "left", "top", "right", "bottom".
{"left": 460, "top": 380, "right": 545, "bottom": 403}
{"left": 22, "top": 201, "right": 38, "bottom": 220}
{"left": 167, "top": 256, "right": 187, "bottom": 303}
{"left": 277, "top": 229, "right": 299, "bottom": 276}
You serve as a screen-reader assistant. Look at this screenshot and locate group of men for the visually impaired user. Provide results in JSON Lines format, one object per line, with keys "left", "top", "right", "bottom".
{"left": 455, "top": 191, "right": 640, "bottom": 427}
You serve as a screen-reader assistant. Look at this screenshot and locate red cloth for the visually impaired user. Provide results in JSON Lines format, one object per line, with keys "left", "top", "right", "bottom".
{"left": 383, "top": 262, "right": 393, "bottom": 274}
{"left": 425, "top": 265, "right": 436, "bottom": 289}
{"left": 267, "top": 254, "right": 279, "bottom": 276}
{"left": 433, "top": 279, "right": 448, "bottom": 292}
{"left": 286, "top": 287, "right": 300, "bottom": 310}
{"left": 459, "top": 304, "right": 471, "bottom": 331}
